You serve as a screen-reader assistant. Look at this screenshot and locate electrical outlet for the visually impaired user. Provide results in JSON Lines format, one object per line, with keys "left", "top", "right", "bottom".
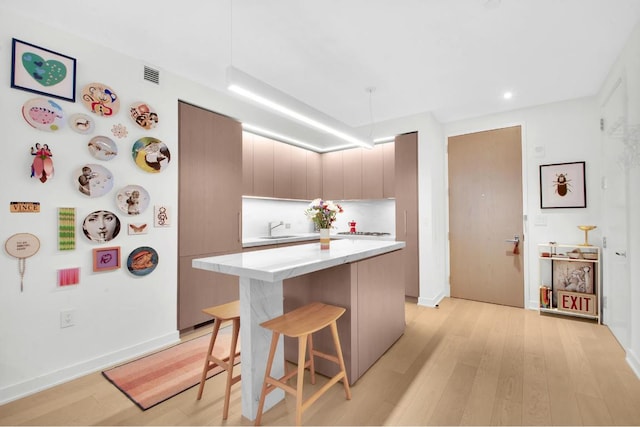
{"left": 60, "top": 310, "right": 76, "bottom": 328}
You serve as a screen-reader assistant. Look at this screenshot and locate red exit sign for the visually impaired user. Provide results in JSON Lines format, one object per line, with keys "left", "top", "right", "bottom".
{"left": 558, "top": 291, "right": 597, "bottom": 316}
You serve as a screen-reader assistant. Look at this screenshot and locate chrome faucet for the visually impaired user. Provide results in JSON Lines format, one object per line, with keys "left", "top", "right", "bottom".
{"left": 268, "top": 221, "right": 284, "bottom": 237}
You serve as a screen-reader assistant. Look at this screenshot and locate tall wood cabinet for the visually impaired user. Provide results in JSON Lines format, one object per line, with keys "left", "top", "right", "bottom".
{"left": 178, "top": 102, "right": 242, "bottom": 330}
{"left": 395, "top": 132, "right": 419, "bottom": 297}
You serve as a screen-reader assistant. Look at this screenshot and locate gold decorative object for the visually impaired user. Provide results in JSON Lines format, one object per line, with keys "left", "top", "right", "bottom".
{"left": 577, "top": 225, "right": 597, "bottom": 246}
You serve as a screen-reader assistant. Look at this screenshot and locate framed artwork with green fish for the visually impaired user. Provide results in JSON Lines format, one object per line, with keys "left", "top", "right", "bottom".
{"left": 11, "top": 38, "right": 77, "bottom": 102}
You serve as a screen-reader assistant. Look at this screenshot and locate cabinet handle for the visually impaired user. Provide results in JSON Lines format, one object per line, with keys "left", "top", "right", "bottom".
{"left": 404, "top": 210, "right": 407, "bottom": 235}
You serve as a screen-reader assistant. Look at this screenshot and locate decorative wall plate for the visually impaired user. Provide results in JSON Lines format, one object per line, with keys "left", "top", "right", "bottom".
{"left": 22, "top": 98, "right": 65, "bottom": 131}
{"left": 127, "top": 246, "right": 158, "bottom": 276}
{"left": 131, "top": 137, "right": 171, "bottom": 173}
{"left": 5, "top": 232, "right": 40, "bottom": 292}
{"left": 81, "top": 210, "right": 121, "bottom": 243}
{"left": 88, "top": 136, "right": 118, "bottom": 161}
{"left": 129, "top": 102, "right": 158, "bottom": 130}
{"left": 115, "top": 185, "right": 150, "bottom": 215}
{"left": 75, "top": 163, "right": 114, "bottom": 197}
{"left": 68, "top": 113, "right": 95, "bottom": 134}
{"left": 80, "top": 82, "right": 120, "bottom": 116}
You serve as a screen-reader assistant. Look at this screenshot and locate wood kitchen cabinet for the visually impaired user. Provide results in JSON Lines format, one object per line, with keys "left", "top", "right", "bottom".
{"left": 252, "top": 134, "right": 275, "bottom": 197}
{"left": 395, "top": 132, "right": 419, "bottom": 297}
{"left": 343, "top": 148, "right": 363, "bottom": 199}
{"left": 306, "top": 150, "right": 322, "bottom": 199}
{"left": 178, "top": 101, "right": 242, "bottom": 330}
{"left": 274, "top": 141, "right": 292, "bottom": 198}
{"left": 242, "top": 131, "right": 254, "bottom": 195}
{"left": 290, "top": 144, "right": 307, "bottom": 199}
{"left": 382, "top": 141, "right": 395, "bottom": 198}
{"left": 362, "top": 144, "right": 384, "bottom": 199}
{"left": 322, "top": 150, "right": 344, "bottom": 200}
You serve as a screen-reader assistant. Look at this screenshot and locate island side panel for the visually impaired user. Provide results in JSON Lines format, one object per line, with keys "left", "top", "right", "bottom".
{"left": 283, "top": 263, "right": 357, "bottom": 383}
{"left": 282, "top": 249, "right": 405, "bottom": 383}
{"left": 356, "top": 249, "right": 405, "bottom": 378}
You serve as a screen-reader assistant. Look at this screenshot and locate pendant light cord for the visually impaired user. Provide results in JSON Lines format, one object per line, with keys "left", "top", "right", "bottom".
{"left": 367, "top": 87, "right": 376, "bottom": 139}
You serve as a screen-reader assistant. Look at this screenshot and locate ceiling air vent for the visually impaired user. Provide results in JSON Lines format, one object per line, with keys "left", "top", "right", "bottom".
{"left": 143, "top": 66, "right": 160, "bottom": 84}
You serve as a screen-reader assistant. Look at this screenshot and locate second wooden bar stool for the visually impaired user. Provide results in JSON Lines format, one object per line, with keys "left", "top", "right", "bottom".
{"left": 254, "top": 302, "right": 351, "bottom": 426}
{"left": 196, "top": 300, "right": 241, "bottom": 420}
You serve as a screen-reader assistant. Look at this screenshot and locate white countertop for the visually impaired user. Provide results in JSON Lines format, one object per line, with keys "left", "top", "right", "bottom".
{"left": 242, "top": 232, "right": 396, "bottom": 248}
{"left": 193, "top": 239, "right": 405, "bottom": 282}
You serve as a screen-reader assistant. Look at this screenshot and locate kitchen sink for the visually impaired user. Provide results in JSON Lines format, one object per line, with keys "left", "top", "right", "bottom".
{"left": 259, "top": 235, "right": 299, "bottom": 239}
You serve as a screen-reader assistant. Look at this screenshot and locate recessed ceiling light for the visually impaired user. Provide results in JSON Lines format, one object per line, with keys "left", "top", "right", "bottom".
{"left": 503, "top": 91, "right": 513, "bottom": 99}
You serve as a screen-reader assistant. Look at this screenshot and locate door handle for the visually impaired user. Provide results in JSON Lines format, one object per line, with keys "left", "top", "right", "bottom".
{"left": 505, "top": 235, "right": 520, "bottom": 254}
{"left": 615, "top": 251, "right": 627, "bottom": 257}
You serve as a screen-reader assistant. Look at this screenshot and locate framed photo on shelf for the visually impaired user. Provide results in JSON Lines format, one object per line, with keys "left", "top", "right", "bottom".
{"left": 551, "top": 259, "right": 595, "bottom": 306}
{"left": 539, "top": 161, "right": 586, "bottom": 209}
{"left": 11, "top": 38, "right": 77, "bottom": 102}
{"left": 92, "top": 246, "right": 121, "bottom": 272}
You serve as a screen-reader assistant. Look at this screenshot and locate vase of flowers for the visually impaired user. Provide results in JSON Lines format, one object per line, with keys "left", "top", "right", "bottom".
{"left": 305, "top": 198, "right": 343, "bottom": 250}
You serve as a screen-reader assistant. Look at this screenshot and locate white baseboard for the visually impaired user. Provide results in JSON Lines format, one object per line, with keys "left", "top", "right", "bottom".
{"left": 417, "top": 292, "right": 445, "bottom": 308}
{"left": 627, "top": 348, "right": 640, "bottom": 380}
{"left": 0, "top": 331, "right": 179, "bottom": 405}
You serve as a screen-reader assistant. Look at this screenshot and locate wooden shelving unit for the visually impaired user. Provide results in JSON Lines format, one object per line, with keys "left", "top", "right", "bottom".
{"left": 538, "top": 243, "right": 601, "bottom": 323}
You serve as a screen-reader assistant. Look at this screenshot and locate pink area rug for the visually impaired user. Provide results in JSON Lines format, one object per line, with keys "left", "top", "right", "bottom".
{"left": 102, "top": 328, "right": 239, "bottom": 410}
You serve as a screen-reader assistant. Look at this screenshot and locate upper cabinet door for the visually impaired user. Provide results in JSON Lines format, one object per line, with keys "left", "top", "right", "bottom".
{"left": 343, "top": 148, "right": 362, "bottom": 200}
{"left": 252, "top": 135, "right": 275, "bottom": 197}
{"left": 322, "top": 150, "right": 344, "bottom": 200}
{"left": 290, "top": 145, "right": 308, "bottom": 200}
{"left": 383, "top": 142, "right": 395, "bottom": 198}
{"left": 273, "top": 142, "right": 293, "bottom": 198}
{"left": 362, "top": 145, "right": 384, "bottom": 200}
{"left": 242, "top": 132, "right": 254, "bottom": 195}
{"left": 306, "top": 151, "right": 322, "bottom": 200}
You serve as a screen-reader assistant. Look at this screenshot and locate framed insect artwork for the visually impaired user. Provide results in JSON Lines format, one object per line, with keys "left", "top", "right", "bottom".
{"left": 11, "top": 38, "right": 77, "bottom": 102}
{"left": 539, "top": 161, "right": 586, "bottom": 209}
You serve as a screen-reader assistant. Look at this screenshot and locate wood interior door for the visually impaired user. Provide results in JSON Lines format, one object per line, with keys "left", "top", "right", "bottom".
{"left": 448, "top": 126, "right": 524, "bottom": 307}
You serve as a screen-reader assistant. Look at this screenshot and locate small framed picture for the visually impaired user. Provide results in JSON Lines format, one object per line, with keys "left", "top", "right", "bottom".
{"left": 11, "top": 38, "right": 77, "bottom": 102}
{"left": 539, "top": 161, "right": 586, "bottom": 209}
{"left": 92, "top": 246, "right": 121, "bottom": 272}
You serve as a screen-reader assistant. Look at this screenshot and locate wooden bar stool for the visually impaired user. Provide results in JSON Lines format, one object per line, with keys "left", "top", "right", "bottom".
{"left": 196, "top": 300, "right": 241, "bottom": 420}
{"left": 254, "top": 302, "right": 351, "bottom": 426}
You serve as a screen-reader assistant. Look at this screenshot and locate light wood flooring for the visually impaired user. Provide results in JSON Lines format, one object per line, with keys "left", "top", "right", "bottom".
{"left": 1, "top": 297, "right": 639, "bottom": 426}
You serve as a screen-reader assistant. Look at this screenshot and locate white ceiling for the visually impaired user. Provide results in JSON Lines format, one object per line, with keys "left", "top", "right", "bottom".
{"left": 4, "top": 0, "right": 640, "bottom": 150}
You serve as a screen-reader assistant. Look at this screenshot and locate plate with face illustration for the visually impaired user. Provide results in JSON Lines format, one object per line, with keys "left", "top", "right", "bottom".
{"left": 82, "top": 210, "right": 121, "bottom": 243}
{"left": 115, "top": 185, "right": 150, "bottom": 216}
{"left": 87, "top": 136, "right": 118, "bottom": 161}
{"left": 127, "top": 246, "right": 159, "bottom": 276}
{"left": 131, "top": 137, "right": 171, "bottom": 173}
{"left": 75, "top": 163, "right": 114, "bottom": 197}
{"left": 22, "top": 97, "right": 65, "bottom": 132}
{"left": 68, "top": 113, "right": 95, "bottom": 134}
{"left": 80, "top": 82, "right": 120, "bottom": 117}
{"left": 129, "top": 102, "right": 159, "bottom": 130}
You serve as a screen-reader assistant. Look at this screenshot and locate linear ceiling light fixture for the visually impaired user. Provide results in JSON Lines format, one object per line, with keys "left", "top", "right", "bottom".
{"left": 227, "top": 66, "right": 374, "bottom": 149}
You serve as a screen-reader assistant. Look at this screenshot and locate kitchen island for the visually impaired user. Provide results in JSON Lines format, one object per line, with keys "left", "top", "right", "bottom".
{"left": 192, "top": 239, "right": 406, "bottom": 420}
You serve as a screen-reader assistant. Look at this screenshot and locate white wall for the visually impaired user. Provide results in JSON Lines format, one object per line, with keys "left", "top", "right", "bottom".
{"left": 0, "top": 8, "right": 303, "bottom": 404}
{"left": 363, "top": 113, "right": 448, "bottom": 307}
{"left": 444, "top": 97, "right": 602, "bottom": 310}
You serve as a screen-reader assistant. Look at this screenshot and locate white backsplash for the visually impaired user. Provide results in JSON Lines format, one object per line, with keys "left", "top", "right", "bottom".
{"left": 242, "top": 197, "right": 396, "bottom": 238}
